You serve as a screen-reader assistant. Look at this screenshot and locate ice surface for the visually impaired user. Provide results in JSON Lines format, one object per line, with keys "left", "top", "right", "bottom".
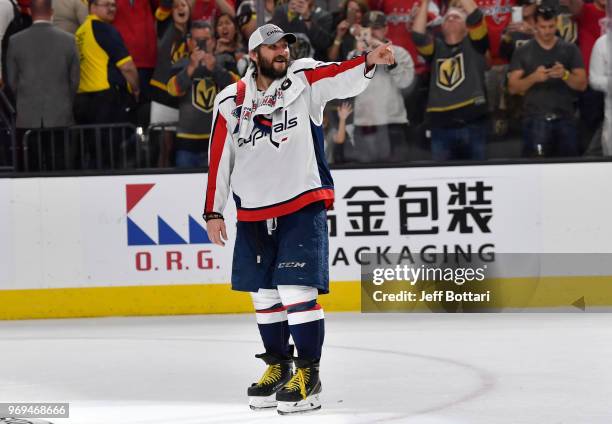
{"left": 1, "top": 313, "right": 611, "bottom": 423}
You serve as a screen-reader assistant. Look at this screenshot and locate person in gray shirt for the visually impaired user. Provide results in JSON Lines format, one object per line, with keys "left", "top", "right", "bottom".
{"left": 508, "top": 5, "right": 587, "bottom": 157}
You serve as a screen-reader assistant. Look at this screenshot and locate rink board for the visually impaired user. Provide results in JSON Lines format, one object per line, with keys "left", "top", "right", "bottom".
{"left": 1, "top": 163, "right": 612, "bottom": 319}
{"left": 1, "top": 277, "right": 612, "bottom": 319}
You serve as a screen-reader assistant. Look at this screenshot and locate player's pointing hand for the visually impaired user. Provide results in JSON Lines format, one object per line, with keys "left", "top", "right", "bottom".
{"left": 366, "top": 42, "right": 395, "bottom": 67}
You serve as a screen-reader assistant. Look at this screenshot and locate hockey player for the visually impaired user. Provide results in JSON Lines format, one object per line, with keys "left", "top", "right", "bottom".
{"left": 203, "top": 23, "right": 394, "bottom": 414}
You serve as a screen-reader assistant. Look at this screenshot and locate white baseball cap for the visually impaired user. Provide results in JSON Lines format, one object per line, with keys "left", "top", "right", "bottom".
{"left": 248, "top": 23, "right": 297, "bottom": 51}
{"left": 444, "top": 7, "right": 467, "bottom": 21}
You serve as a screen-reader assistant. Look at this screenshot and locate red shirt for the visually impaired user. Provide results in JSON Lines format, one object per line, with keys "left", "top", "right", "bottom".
{"left": 576, "top": 2, "right": 606, "bottom": 74}
{"left": 113, "top": 0, "right": 158, "bottom": 69}
{"left": 368, "top": 0, "right": 439, "bottom": 74}
{"left": 476, "top": 0, "right": 515, "bottom": 65}
{"left": 192, "top": 0, "right": 235, "bottom": 21}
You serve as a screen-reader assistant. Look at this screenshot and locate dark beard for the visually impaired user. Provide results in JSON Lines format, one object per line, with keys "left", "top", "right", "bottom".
{"left": 257, "top": 53, "right": 290, "bottom": 79}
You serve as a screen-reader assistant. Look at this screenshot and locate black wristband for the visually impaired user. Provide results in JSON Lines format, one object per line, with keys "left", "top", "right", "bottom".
{"left": 363, "top": 51, "right": 375, "bottom": 74}
{"left": 203, "top": 212, "right": 224, "bottom": 222}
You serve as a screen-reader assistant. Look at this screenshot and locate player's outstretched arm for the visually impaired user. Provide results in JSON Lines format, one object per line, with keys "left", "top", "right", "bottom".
{"left": 206, "top": 219, "right": 228, "bottom": 247}
{"left": 304, "top": 44, "right": 395, "bottom": 106}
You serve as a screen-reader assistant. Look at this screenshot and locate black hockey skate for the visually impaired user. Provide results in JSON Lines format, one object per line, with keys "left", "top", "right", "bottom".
{"left": 248, "top": 350, "right": 294, "bottom": 410}
{"left": 276, "top": 358, "right": 322, "bottom": 415}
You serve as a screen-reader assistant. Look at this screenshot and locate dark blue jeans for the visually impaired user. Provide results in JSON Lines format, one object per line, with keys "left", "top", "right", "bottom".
{"left": 430, "top": 120, "right": 488, "bottom": 161}
{"left": 521, "top": 116, "right": 578, "bottom": 158}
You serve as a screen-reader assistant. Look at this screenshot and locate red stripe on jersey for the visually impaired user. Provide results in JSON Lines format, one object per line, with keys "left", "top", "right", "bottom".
{"left": 205, "top": 113, "right": 228, "bottom": 214}
{"left": 237, "top": 188, "right": 334, "bottom": 221}
{"left": 236, "top": 80, "right": 246, "bottom": 106}
{"left": 303, "top": 55, "right": 366, "bottom": 85}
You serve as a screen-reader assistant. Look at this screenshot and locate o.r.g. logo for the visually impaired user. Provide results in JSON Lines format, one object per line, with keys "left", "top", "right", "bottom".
{"left": 126, "top": 184, "right": 216, "bottom": 272}
{"left": 127, "top": 183, "right": 210, "bottom": 246}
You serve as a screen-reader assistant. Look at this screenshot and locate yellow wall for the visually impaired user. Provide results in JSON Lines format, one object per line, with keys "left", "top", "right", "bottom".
{"left": 1, "top": 277, "right": 611, "bottom": 319}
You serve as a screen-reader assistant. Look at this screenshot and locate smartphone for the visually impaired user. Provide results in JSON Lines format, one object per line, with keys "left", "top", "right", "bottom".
{"left": 512, "top": 6, "right": 523, "bottom": 23}
{"left": 544, "top": 62, "right": 555, "bottom": 69}
{"left": 361, "top": 27, "right": 372, "bottom": 46}
{"left": 196, "top": 39, "right": 208, "bottom": 52}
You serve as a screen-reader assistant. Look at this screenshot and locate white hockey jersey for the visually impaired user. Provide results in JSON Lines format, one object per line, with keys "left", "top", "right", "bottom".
{"left": 204, "top": 55, "right": 376, "bottom": 222}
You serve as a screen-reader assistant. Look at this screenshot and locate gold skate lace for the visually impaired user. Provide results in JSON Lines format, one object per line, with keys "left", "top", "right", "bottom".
{"left": 283, "top": 368, "right": 309, "bottom": 400}
{"left": 257, "top": 364, "right": 282, "bottom": 386}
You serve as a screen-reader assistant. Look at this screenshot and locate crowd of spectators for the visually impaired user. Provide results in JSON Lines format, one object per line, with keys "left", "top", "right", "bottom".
{"left": 0, "top": 0, "right": 610, "bottom": 171}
